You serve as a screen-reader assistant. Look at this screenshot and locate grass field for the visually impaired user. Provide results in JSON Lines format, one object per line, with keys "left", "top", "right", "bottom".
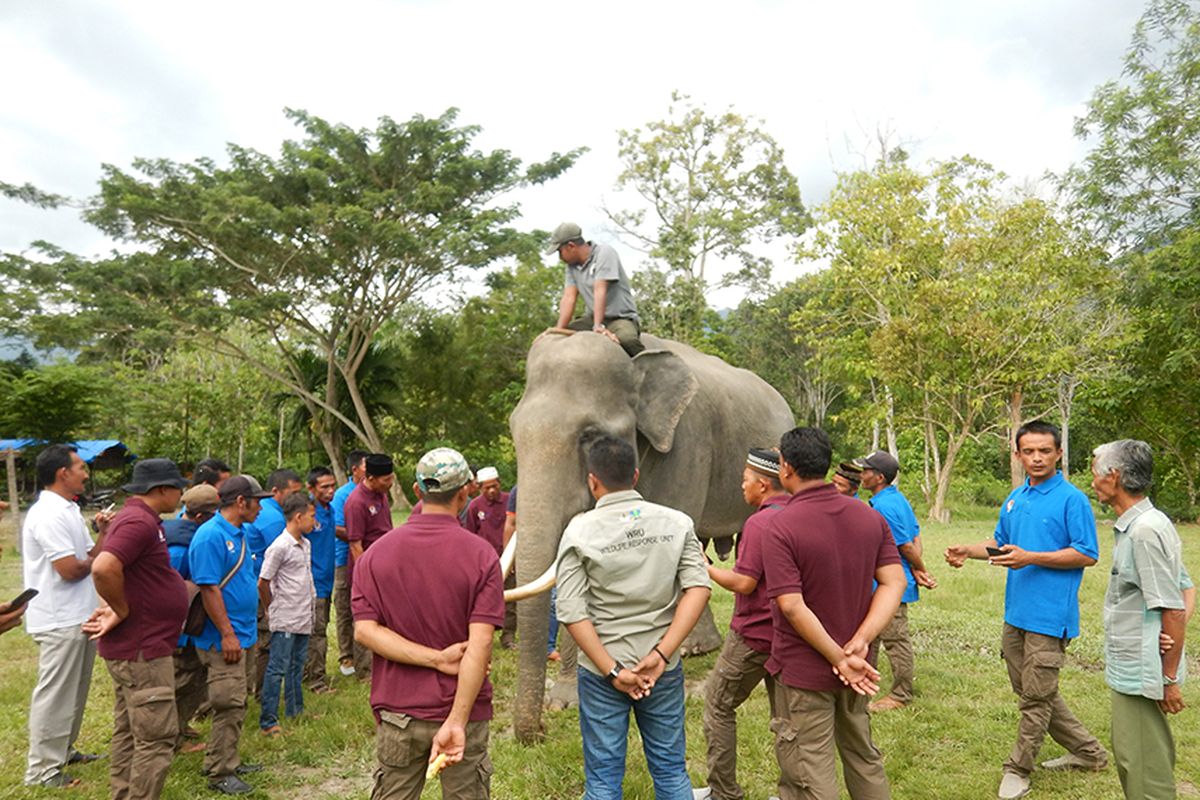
{"left": 0, "top": 512, "right": 1197, "bottom": 799}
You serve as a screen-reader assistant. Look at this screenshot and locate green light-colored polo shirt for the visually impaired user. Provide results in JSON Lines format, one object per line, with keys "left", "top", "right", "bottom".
{"left": 1103, "top": 498, "right": 1191, "bottom": 700}
{"left": 555, "top": 489, "right": 709, "bottom": 676}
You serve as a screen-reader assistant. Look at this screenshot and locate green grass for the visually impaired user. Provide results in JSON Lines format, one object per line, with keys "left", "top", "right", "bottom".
{"left": 0, "top": 514, "right": 1198, "bottom": 798}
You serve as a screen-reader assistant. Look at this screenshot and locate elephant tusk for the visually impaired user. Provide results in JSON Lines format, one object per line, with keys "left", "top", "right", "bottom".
{"left": 504, "top": 564, "right": 556, "bottom": 602}
{"left": 500, "top": 530, "right": 517, "bottom": 579}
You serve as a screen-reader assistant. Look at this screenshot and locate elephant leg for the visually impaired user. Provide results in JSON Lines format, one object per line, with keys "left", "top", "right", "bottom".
{"left": 546, "top": 635, "right": 579, "bottom": 711}
{"left": 679, "top": 603, "right": 724, "bottom": 657}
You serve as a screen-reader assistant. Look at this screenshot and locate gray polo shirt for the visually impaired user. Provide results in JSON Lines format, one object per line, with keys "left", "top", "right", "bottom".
{"left": 555, "top": 490, "right": 709, "bottom": 675}
{"left": 564, "top": 241, "right": 639, "bottom": 323}
{"left": 1103, "top": 497, "right": 1191, "bottom": 699}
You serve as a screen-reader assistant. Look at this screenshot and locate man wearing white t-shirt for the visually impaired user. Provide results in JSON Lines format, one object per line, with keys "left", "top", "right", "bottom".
{"left": 22, "top": 444, "right": 114, "bottom": 788}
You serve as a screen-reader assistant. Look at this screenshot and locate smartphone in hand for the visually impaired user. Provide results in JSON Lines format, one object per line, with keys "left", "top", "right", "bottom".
{"left": 7, "top": 588, "right": 38, "bottom": 609}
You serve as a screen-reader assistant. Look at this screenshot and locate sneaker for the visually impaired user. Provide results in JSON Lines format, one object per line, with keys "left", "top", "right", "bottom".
{"left": 998, "top": 771, "right": 1030, "bottom": 800}
{"left": 339, "top": 659, "right": 356, "bottom": 676}
{"left": 1040, "top": 752, "right": 1107, "bottom": 771}
{"left": 692, "top": 789, "right": 712, "bottom": 800}
{"left": 868, "top": 696, "right": 907, "bottom": 713}
{"left": 209, "top": 775, "right": 253, "bottom": 795}
{"left": 39, "top": 772, "right": 82, "bottom": 788}
{"left": 67, "top": 750, "right": 103, "bottom": 764}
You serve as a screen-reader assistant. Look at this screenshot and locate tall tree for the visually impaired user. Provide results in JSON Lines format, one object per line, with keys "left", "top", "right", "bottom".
{"left": 2, "top": 109, "right": 582, "bottom": 475}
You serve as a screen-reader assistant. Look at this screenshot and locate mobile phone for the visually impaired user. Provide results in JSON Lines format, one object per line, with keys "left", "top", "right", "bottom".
{"left": 7, "top": 588, "right": 38, "bottom": 609}
{"left": 986, "top": 546, "right": 1005, "bottom": 557}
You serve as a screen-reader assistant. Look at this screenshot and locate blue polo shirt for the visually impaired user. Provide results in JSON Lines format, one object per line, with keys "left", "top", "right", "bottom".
{"left": 188, "top": 513, "right": 259, "bottom": 651}
{"left": 307, "top": 498, "right": 336, "bottom": 599}
{"left": 332, "top": 481, "right": 356, "bottom": 568}
{"left": 870, "top": 485, "right": 921, "bottom": 604}
{"left": 245, "top": 496, "right": 287, "bottom": 576}
{"left": 994, "top": 471, "right": 1099, "bottom": 639}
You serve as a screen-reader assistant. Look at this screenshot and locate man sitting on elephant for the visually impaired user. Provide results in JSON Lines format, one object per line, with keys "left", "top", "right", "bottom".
{"left": 548, "top": 221, "right": 645, "bottom": 357}
{"left": 556, "top": 433, "right": 711, "bottom": 799}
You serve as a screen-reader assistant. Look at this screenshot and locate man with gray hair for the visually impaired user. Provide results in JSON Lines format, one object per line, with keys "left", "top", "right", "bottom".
{"left": 1091, "top": 439, "right": 1195, "bottom": 800}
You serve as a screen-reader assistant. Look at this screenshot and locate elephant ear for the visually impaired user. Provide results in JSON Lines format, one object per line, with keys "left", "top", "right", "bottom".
{"left": 633, "top": 349, "right": 699, "bottom": 453}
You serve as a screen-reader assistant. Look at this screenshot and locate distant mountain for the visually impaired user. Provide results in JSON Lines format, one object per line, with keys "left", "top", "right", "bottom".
{"left": 0, "top": 336, "right": 76, "bottom": 365}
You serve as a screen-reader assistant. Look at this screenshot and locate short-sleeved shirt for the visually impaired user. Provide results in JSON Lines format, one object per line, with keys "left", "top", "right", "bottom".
{"left": 465, "top": 492, "right": 510, "bottom": 556}
{"left": 97, "top": 497, "right": 189, "bottom": 661}
{"left": 261, "top": 532, "right": 315, "bottom": 635}
{"left": 351, "top": 513, "right": 505, "bottom": 722}
{"left": 564, "top": 242, "right": 639, "bottom": 322}
{"left": 994, "top": 471, "right": 1099, "bottom": 639}
{"left": 556, "top": 490, "right": 710, "bottom": 675}
{"left": 869, "top": 485, "right": 922, "bottom": 604}
{"left": 306, "top": 499, "right": 336, "bottom": 599}
{"left": 344, "top": 483, "right": 392, "bottom": 553}
{"left": 164, "top": 517, "right": 200, "bottom": 648}
{"left": 764, "top": 484, "right": 902, "bottom": 691}
{"left": 188, "top": 513, "right": 258, "bottom": 651}
{"left": 22, "top": 490, "right": 97, "bottom": 634}
{"left": 730, "top": 493, "right": 790, "bottom": 654}
{"left": 332, "top": 480, "right": 356, "bottom": 568}
{"left": 245, "top": 496, "right": 286, "bottom": 576}
{"left": 1104, "top": 498, "right": 1190, "bottom": 699}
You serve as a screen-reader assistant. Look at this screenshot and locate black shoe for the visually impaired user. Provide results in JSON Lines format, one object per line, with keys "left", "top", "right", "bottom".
{"left": 235, "top": 763, "right": 264, "bottom": 775}
{"left": 67, "top": 750, "right": 103, "bottom": 764}
{"left": 209, "top": 775, "right": 253, "bottom": 794}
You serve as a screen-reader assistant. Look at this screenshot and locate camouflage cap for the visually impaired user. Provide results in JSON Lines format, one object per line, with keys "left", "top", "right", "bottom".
{"left": 415, "top": 447, "right": 472, "bottom": 494}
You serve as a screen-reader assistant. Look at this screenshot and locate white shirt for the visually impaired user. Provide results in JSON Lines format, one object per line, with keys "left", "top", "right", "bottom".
{"left": 22, "top": 490, "right": 97, "bottom": 633}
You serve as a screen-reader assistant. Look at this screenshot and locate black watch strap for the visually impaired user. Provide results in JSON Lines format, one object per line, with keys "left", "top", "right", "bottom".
{"left": 606, "top": 662, "right": 623, "bottom": 685}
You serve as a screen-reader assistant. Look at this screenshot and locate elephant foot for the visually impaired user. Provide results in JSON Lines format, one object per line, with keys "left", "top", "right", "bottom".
{"left": 679, "top": 604, "right": 724, "bottom": 656}
{"left": 544, "top": 675, "right": 578, "bottom": 711}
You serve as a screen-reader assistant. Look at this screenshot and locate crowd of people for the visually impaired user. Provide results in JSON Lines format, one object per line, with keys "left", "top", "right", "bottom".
{"left": 1, "top": 417, "right": 1193, "bottom": 800}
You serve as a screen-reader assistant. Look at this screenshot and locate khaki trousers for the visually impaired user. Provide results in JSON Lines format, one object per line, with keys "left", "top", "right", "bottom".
{"left": 173, "top": 644, "right": 208, "bottom": 748}
{"left": 1000, "top": 623, "right": 1106, "bottom": 776}
{"left": 703, "top": 630, "right": 775, "bottom": 800}
{"left": 565, "top": 316, "right": 645, "bottom": 357}
{"left": 25, "top": 626, "right": 97, "bottom": 785}
{"left": 771, "top": 682, "right": 890, "bottom": 800}
{"left": 196, "top": 647, "right": 248, "bottom": 779}
{"left": 877, "top": 603, "right": 913, "bottom": 704}
{"left": 1111, "top": 690, "right": 1176, "bottom": 800}
{"left": 304, "top": 596, "right": 332, "bottom": 688}
{"left": 372, "top": 711, "right": 492, "bottom": 800}
{"left": 334, "top": 564, "right": 355, "bottom": 664}
{"left": 105, "top": 656, "right": 178, "bottom": 800}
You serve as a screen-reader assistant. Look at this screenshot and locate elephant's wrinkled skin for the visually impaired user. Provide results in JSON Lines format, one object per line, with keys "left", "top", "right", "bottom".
{"left": 509, "top": 330, "right": 794, "bottom": 742}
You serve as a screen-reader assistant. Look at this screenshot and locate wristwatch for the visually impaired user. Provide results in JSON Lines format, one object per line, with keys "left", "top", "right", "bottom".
{"left": 606, "top": 662, "right": 623, "bottom": 685}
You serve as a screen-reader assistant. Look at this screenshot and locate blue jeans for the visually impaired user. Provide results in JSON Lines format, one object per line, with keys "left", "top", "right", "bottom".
{"left": 259, "top": 631, "right": 309, "bottom": 729}
{"left": 548, "top": 587, "right": 559, "bottom": 654}
{"left": 577, "top": 664, "right": 692, "bottom": 800}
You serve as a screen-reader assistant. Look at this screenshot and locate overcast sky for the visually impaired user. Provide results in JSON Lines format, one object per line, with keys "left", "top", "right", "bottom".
{"left": 0, "top": 0, "right": 1143, "bottom": 305}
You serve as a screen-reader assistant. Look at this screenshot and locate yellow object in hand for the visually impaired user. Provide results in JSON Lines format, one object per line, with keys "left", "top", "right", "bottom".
{"left": 426, "top": 753, "right": 450, "bottom": 780}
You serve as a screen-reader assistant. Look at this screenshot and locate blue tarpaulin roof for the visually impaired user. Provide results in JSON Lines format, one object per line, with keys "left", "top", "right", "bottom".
{"left": 0, "top": 439, "right": 137, "bottom": 464}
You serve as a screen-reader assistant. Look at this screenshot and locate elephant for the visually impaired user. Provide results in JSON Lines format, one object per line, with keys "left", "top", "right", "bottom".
{"left": 506, "top": 328, "right": 794, "bottom": 743}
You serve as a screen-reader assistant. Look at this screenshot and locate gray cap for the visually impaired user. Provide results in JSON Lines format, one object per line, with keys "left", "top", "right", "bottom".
{"left": 218, "top": 475, "right": 272, "bottom": 503}
{"left": 859, "top": 450, "right": 900, "bottom": 483}
{"left": 546, "top": 222, "right": 583, "bottom": 254}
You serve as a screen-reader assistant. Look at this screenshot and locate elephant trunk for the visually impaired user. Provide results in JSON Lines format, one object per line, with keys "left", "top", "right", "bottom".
{"left": 511, "top": 468, "right": 589, "bottom": 743}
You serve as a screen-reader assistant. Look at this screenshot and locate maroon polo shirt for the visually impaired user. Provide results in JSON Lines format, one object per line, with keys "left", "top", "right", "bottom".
{"left": 464, "top": 491, "right": 509, "bottom": 556}
{"left": 730, "top": 493, "right": 789, "bottom": 654}
{"left": 97, "top": 497, "right": 189, "bottom": 661}
{"left": 350, "top": 512, "right": 505, "bottom": 723}
{"left": 763, "top": 483, "right": 901, "bottom": 690}
{"left": 344, "top": 483, "right": 392, "bottom": 553}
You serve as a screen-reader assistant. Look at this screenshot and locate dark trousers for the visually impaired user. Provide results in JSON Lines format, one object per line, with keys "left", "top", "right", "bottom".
{"left": 566, "top": 317, "right": 645, "bottom": 356}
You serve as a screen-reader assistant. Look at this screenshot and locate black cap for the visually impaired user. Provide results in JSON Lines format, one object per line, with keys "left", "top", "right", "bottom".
{"left": 218, "top": 475, "right": 272, "bottom": 503}
{"left": 746, "top": 448, "right": 781, "bottom": 477}
{"left": 122, "top": 458, "right": 189, "bottom": 494}
{"left": 365, "top": 454, "right": 394, "bottom": 477}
